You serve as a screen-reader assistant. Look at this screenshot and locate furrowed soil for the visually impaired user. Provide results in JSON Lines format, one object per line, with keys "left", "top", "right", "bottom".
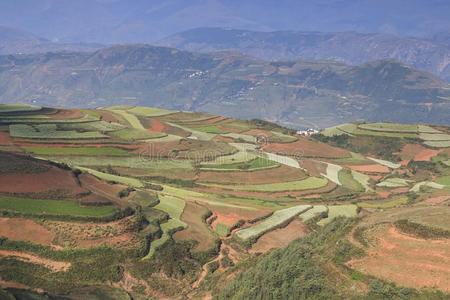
{"left": 0, "top": 217, "right": 54, "bottom": 246}
{"left": 172, "top": 202, "right": 216, "bottom": 252}
{"left": 250, "top": 219, "right": 308, "bottom": 254}
{"left": 197, "top": 165, "right": 307, "bottom": 185}
{"left": 263, "top": 138, "right": 350, "bottom": 158}
{"left": 347, "top": 225, "right": 450, "bottom": 292}
{"left": 347, "top": 164, "right": 391, "bottom": 173}
{"left": 0, "top": 166, "right": 87, "bottom": 196}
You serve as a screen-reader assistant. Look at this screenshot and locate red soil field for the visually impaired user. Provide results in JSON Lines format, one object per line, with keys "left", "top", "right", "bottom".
{"left": 213, "top": 135, "right": 235, "bottom": 143}
{"left": 0, "top": 217, "right": 54, "bottom": 246}
{"left": 300, "top": 159, "right": 327, "bottom": 177}
{"left": 242, "top": 129, "right": 273, "bottom": 137}
{"left": 347, "top": 164, "right": 391, "bottom": 174}
{"left": 347, "top": 225, "right": 450, "bottom": 292}
{"left": 146, "top": 119, "right": 167, "bottom": 132}
{"left": 0, "top": 132, "right": 12, "bottom": 144}
{"left": 250, "top": 219, "right": 308, "bottom": 254}
{"left": 423, "top": 195, "right": 450, "bottom": 205}
{"left": 211, "top": 213, "right": 243, "bottom": 230}
{"left": 78, "top": 173, "right": 127, "bottom": 207}
{"left": 97, "top": 110, "right": 122, "bottom": 123}
{"left": 45, "top": 217, "right": 139, "bottom": 250}
{"left": 0, "top": 166, "right": 86, "bottom": 196}
{"left": 399, "top": 144, "right": 441, "bottom": 162}
{"left": 263, "top": 138, "right": 350, "bottom": 159}
{"left": 48, "top": 109, "right": 83, "bottom": 120}
{"left": 198, "top": 165, "right": 307, "bottom": 185}
{"left": 195, "top": 180, "right": 337, "bottom": 200}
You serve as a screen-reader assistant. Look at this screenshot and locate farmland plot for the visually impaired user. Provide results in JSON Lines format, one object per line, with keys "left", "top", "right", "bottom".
{"left": 144, "top": 194, "right": 187, "bottom": 259}
{"left": 367, "top": 157, "right": 401, "bottom": 169}
{"left": 321, "top": 163, "right": 342, "bottom": 185}
{"left": 299, "top": 205, "right": 328, "bottom": 222}
{"left": 235, "top": 205, "right": 312, "bottom": 241}
{"left": 204, "top": 177, "right": 328, "bottom": 192}
{"left": 376, "top": 178, "right": 411, "bottom": 188}
{"left": 9, "top": 124, "right": 107, "bottom": 139}
{"left": 317, "top": 205, "right": 358, "bottom": 226}
{"left": 410, "top": 181, "right": 445, "bottom": 192}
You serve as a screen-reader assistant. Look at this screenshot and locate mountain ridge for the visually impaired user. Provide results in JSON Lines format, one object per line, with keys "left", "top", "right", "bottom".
{"left": 158, "top": 27, "right": 450, "bottom": 82}
{"left": 0, "top": 44, "right": 449, "bottom": 128}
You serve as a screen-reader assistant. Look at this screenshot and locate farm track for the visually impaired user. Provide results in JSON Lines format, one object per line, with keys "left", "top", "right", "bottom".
{"left": 0, "top": 250, "right": 71, "bottom": 272}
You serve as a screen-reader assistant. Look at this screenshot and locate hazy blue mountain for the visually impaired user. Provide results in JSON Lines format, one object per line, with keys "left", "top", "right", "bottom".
{"left": 0, "top": 25, "right": 103, "bottom": 54}
{"left": 0, "top": 0, "right": 449, "bottom": 43}
{"left": 158, "top": 27, "right": 450, "bottom": 82}
{"left": 0, "top": 45, "right": 449, "bottom": 128}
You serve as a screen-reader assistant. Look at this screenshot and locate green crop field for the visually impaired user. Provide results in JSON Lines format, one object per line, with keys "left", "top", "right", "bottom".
{"left": 9, "top": 124, "right": 108, "bottom": 139}
{"left": 0, "top": 104, "right": 41, "bottom": 113}
{"left": 299, "top": 205, "right": 328, "bottom": 222}
{"left": 201, "top": 157, "right": 279, "bottom": 171}
{"left": 358, "top": 196, "right": 408, "bottom": 209}
{"left": 55, "top": 156, "right": 193, "bottom": 170}
{"left": 23, "top": 146, "right": 130, "bottom": 156}
{"left": 189, "top": 124, "right": 228, "bottom": 134}
{"left": 0, "top": 196, "right": 117, "bottom": 217}
{"left": 215, "top": 223, "right": 231, "bottom": 237}
{"left": 317, "top": 205, "right": 358, "bottom": 226}
{"left": 144, "top": 194, "right": 187, "bottom": 259}
{"left": 322, "top": 163, "right": 342, "bottom": 185}
{"left": 76, "top": 166, "right": 144, "bottom": 188}
{"left": 436, "top": 176, "right": 450, "bottom": 186}
{"left": 126, "top": 106, "right": 175, "bottom": 117}
{"left": 108, "top": 128, "right": 166, "bottom": 140}
{"left": 376, "top": 178, "right": 411, "bottom": 188}
{"left": 59, "top": 121, "right": 125, "bottom": 132}
{"left": 338, "top": 169, "right": 364, "bottom": 192}
{"left": 205, "top": 177, "right": 328, "bottom": 192}
{"left": 367, "top": 157, "right": 401, "bottom": 169}
{"left": 235, "top": 205, "right": 311, "bottom": 241}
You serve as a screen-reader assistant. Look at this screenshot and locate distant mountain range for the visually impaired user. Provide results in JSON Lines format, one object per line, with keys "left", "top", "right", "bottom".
{"left": 0, "top": 44, "right": 449, "bottom": 128}
{"left": 0, "top": 0, "right": 449, "bottom": 43}
{"left": 0, "top": 26, "right": 102, "bottom": 55}
{"left": 158, "top": 27, "right": 450, "bottom": 82}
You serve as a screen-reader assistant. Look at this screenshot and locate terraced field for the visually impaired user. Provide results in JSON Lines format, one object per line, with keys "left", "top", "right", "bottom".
{"left": 0, "top": 106, "right": 449, "bottom": 299}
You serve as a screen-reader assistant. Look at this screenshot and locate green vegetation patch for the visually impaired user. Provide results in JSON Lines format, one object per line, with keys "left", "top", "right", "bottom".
{"left": 436, "top": 176, "right": 450, "bottom": 186}
{"left": 9, "top": 124, "right": 107, "bottom": 139}
{"left": 77, "top": 167, "right": 144, "bottom": 188}
{"left": 205, "top": 177, "right": 328, "bottom": 192}
{"left": 23, "top": 146, "right": 130, "bottom": 156}
{"left": 126, "top": 106, "right": 174, "bottom": 117}
{"left": 215, "top": 223, "right": 231, "bottom": 237}
{"left": 299, "top": 205, "right": 327, "bottom": 222}
{"left": 236, "top": 205, "right": 312, "bottom": 241}
{"left": 0, "top": 196, "right": 117, "bottom": 218}
{"left": 376, "top": 177, "right": 411, "bottom": 188}
{"left": 317, "top": 205, "right": 358, "bottom": 226}
{"left": 144, "top": 194, "right": 187, "bottom": 259}
{"left": 358, "top": 196, "right": 408, "bottom": 209}
{"left": 201, "top": 157, "right": 279, "bottom": 171}
{"left": 0, "top": 104, "right": 41, "bottom": 113}
{"left": 338, "top": 169, "right": 364, "bottom": 192}
{"left": 108, "top": 128, "right": 166, "bottom": 140}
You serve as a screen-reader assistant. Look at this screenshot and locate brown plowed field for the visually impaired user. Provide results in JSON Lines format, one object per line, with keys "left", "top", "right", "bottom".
{"left": 250, "top": 219, "right": 308, "bottom": 254}
{"left": 195, "top": 180, "right": 337, "bottom": 200}
{"left": 347, "top": 164, "right": 391, "bottom": 174}
{"left": 263, "top": 138, "right": 350, "bottom": 158}
{"left": 173, "top": 202, "right": 216, "bottom": 252}
{"left": 78, "top": 173, "right": 126, "bottom": 207}
{"left": 0, "top": 217, "right": 54, "bottom": 246}
{"left": 399, "top": 144, "right": 441, "bottom": 162}
{"left": 47, "top": 109, "right": 83, "bottom": 120}
{"left": 198, "top": 165, "right": 307, "bottom": 185}
{"left": 0, "top": 132, "right": 12, "bottom": 144}
{"left": 0, "top": 166, "right": 86, "bottom": 196}
{"left": 347, "top": 225, "right": 450, "bottom": 292}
